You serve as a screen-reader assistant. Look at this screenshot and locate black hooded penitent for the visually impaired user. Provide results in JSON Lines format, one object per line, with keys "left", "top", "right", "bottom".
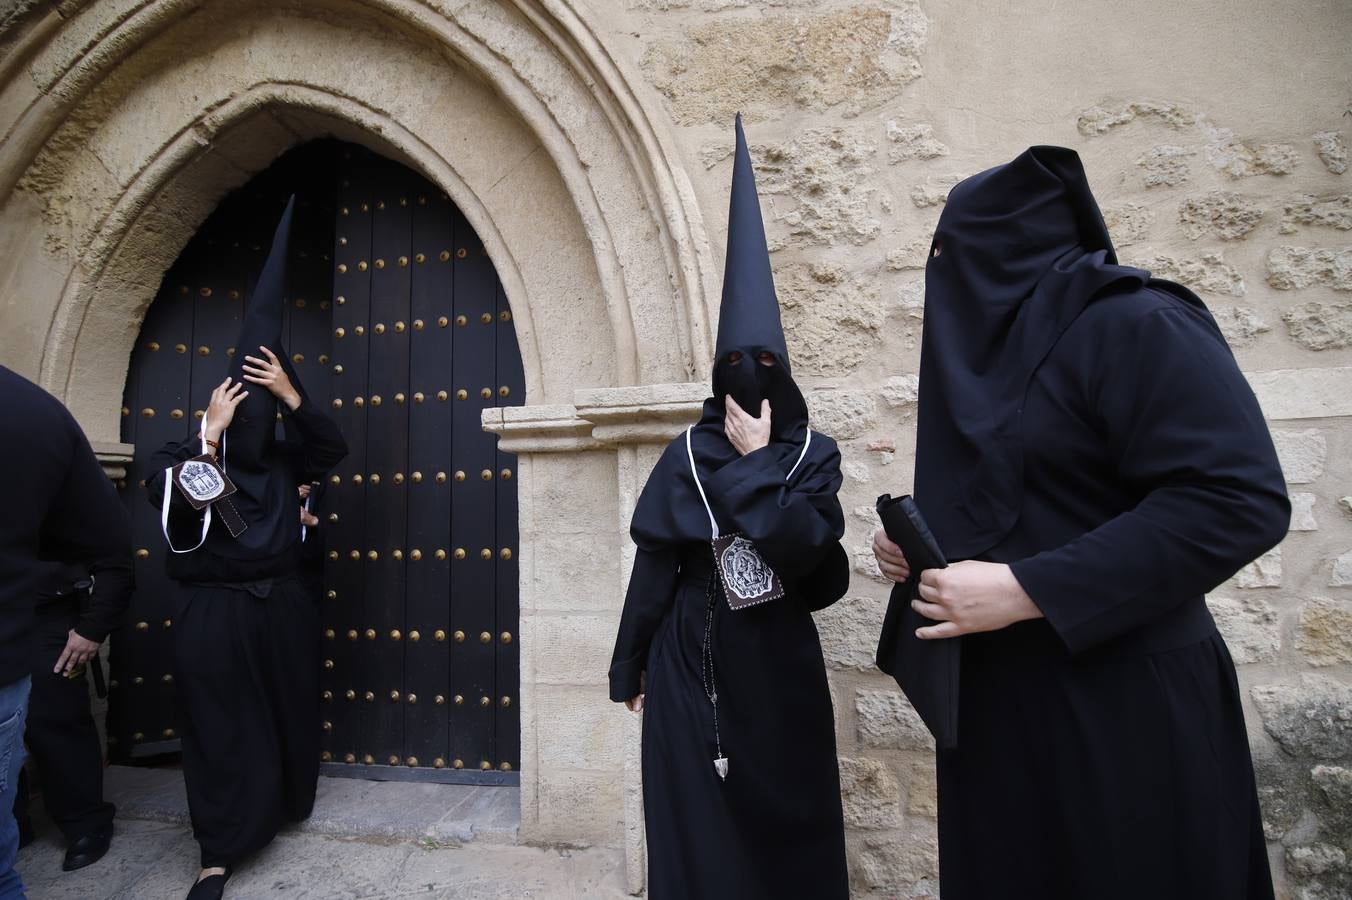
{"left": 881, "top": 145, "right": 1290, "bottom": 899}
{"left": 608, "top": 116, "right": 851, "bottom": 898}
{"left": 145, "top": 196, "right": 347, "bottom": 875}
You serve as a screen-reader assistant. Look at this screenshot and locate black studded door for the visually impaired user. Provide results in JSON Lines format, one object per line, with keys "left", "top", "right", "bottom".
{"left": 323, "top": 147, "right": 523, "bottom": 783}
{"left": 112, "top": 142, "right": 523, "bottom": 785}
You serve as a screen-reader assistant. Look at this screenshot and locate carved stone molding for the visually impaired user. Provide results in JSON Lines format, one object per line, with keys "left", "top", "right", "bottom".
{"left": 482, "top": 383, "right": 706, "bottom": 453}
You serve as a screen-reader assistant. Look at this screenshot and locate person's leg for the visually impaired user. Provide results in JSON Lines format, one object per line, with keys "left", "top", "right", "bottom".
{"left": 25, "top": 612, "right": 115, "bottom": 853}
{"left": 175, "top": 586, "right": 282, "bottom": 891}
{"left": 0, "top": 676, "right": 33, "bottom": 900}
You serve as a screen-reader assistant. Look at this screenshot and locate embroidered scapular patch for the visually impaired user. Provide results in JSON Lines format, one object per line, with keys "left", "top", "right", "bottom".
{"left": 172, "top": 455, "right": 238, "bottom": 511}
{"left": 713, "top": 533, "right": 785, "bottom": 611}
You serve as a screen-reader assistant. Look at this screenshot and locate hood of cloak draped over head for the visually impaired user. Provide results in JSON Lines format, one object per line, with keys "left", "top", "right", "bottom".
{"left": 216, "top": 194, "right": 310, "bottom": 556}
{"left": 629, "top": 115, "right": 817, "bottom": 551}
{"left": 915, "top": 146, "right": 1152, "bottom": 561}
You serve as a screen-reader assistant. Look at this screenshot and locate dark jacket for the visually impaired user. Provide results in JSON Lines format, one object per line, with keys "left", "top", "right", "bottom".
{"left": 0, "top": 366, "right": 132, "bottom": 684}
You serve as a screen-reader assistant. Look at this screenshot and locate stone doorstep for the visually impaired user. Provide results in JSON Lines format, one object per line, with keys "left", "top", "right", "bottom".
{"left": 103, "top": 765, "right": 521, "bottom": 847}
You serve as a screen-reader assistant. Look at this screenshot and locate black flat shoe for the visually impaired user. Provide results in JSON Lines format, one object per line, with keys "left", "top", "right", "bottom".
{"left": 62, "top": 827, "right": 113, "bottom": 871}
{"left": 185, "top": 866, "right": 232, "bottom": 900}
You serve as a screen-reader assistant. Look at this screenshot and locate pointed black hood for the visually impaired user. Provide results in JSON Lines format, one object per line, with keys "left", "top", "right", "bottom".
{"left": 216, "top": 195, "right": 308, "bottom": 556}
{"left": 225, "top": 194, "right": 296, "bottom": 466}
{"left": 710, "top": 115, "right": 808, "bottom": 443}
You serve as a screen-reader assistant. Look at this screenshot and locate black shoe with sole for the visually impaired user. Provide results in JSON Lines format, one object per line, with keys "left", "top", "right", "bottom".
{"left": 62, "top": 826, "right": 113, "bottom": 872}
{"left": 185, "top": 866, "right": 232, "bottom": 900}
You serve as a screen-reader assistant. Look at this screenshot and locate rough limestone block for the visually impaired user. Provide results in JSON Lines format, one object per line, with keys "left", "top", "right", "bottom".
{"left": 909, "top": 174, "right": 964, "bottom": 208}
{"left": 1207, "top": 136, "right": 1299, "bottom": 179}
{"left": 1281, "top": 194, "right": 1352, "bottom": 233}
{"left": 1136, "top": 145, "right": 1194, "bottom": 188}
{"left": 1131, "top": 251, "right": 1245, "bottom": 296}
{"left": 1313, "top": 131, "right": 1348, "bottom": 175}
{"left": 856, "top": 688, "right": 935, "bottom": 751}
{"left": 752, "top": 129, "right": 880, "bottom": 246}
{"left": 886, "top": 238, "right": 931, "bottom": 270}
{"left": 881, "top": 375, "right": 919, "bottom": 409}
{"left": 1266, "top": 246, "right": 1352, "bottom": 291}
{"left": 1283, "top": 300, "right": 1352, "bottom": 351}
{"left": 1101, "top": 203, "right": 1155, "bottom": 247}
{"left": 838, "top": 756, "right": 903, "bottom": 829}
{"left": 814, "top": 596, "right": 886, "bottom": 671}
{"left": 805, "top": 389, "right": 879, "bottom": 440}
{"left": 886, "top": 121, "right": 948, "bottom": 162}
{"left": 1289, "top": 493, "right": 1319, "bottom": 531}
{"left": 1211, "top": 306, "right": 1271, "bottom": 348}
{"left": 641, "top": 4, "right": 927, "bottom": 124}
{"left": 855, "top": 819, "right": 940, "bottom": 889}
{"left": 779, "top": 265, "right": 883, "bottom": 374}
{"left": 1234, "top": 547, "right": 1282, "bottom": 589}
{"left": 1272, "top": 430, "right": 1326, "bottom": 484}
{"left": 1076, "top": 100, "right": 1196, "bottom": 136}
{"left": 904, "top": 762, "right": 938, "bottom": 817}
{"left": 1331, "top": 551, "right": 1352, "bottom": 588}
{"left": 1311, "top": 764, "right": 1352, "bottom": 839}
{"left": 1206, "top": 595, "right": 1281, "bottom": 663}
{"left": 1179, "top": 191, "right": 1265, "bottom": 240}
{"left": 1297, "top": 598, "right": 1352, "bottom": 666}
{"left": 1251, "top": 674, "right": 1352, "bottom": 760}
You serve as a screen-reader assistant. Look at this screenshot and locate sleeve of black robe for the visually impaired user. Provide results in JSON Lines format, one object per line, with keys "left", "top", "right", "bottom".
{"left": 608, "top": 546, "right": 680, "bottom": 702}
{"left": 278, "top": 395, "right": 349, "bottom": 477}
{"left": 74, "top": 553, "right": 135, "bottom": 644}
{"left": 704, "top": 437, "right": 847, "bottom": 579}
{"left": 1009, "top": 302, "right": 1291, "bottom": 655}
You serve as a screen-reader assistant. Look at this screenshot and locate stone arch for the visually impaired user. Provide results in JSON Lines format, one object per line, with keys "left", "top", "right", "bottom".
{"left": 0, "top": 0, "right": 718, "bottom": 445}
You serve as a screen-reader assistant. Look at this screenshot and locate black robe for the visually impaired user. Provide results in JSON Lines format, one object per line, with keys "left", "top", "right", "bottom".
{"left": 610, "top": 419, "right": 851, "bottom": 900}
{"left": 147, "top": 395, "right": 346, "bottom": 868}
{"left": 929, "top": 287, "right": 1288, "bottom": 899}
{"left": 880, "top": 147, "right": 1287, "bottom": 899}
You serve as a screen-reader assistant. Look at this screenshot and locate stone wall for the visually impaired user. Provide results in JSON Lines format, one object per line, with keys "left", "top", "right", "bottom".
{"left": 592, "top": 0, "right": 1352, "bottom": 896}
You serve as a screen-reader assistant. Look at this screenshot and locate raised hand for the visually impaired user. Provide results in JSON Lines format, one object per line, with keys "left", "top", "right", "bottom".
{"left": 241, "top": 345, "right": 301, "bottom": 410}
{"left": 724, "top": 396, "right": 771, "bottom": 456}
{"left": 204, "top": 378, "right": 249, "bottom": 442}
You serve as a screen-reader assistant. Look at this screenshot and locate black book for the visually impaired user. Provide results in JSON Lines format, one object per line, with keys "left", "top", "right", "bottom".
{"left": 874, "top": 494, "right": 960, "bottom": 749}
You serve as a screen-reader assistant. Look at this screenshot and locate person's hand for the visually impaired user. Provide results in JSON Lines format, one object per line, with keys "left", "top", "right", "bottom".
{"left": 724, "top": 396, "right": 771, "bottom": 455}
{"left": 204, "top": 378, "right": 248, "bottom": 442}
{"left": 54, "top": 629, "right": 100, "bottom": 675}
{"left": 624, "top": 694, "right": 645, "bottom": 713}
{"left": 241, "top": 346, "right": 301, "bottom": 410}
{"left": 300, "top": 507, "right": 319, "bottom": 527}
{"left": 872, "top": 529, "right": 911, "bottom": 582}
{"left": 912, "top": 560, "right": 1042, "bottom": 640}
{"left": 298, "top": 484, "right": 312, "bottom": 500}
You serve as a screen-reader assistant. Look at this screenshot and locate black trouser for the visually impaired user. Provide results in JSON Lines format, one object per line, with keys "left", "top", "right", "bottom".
{"left": 14, "top": 601, "right": 114, "bottom": 841}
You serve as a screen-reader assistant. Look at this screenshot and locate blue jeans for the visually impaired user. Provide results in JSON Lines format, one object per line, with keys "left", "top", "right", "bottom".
{"left": 0, "top": 676, "right": 30, "bottom": 900}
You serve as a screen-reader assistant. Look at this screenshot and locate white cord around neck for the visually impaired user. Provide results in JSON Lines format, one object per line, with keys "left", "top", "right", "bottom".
{"left": 159, "top": 415, "right": 222, "bottom": 554}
